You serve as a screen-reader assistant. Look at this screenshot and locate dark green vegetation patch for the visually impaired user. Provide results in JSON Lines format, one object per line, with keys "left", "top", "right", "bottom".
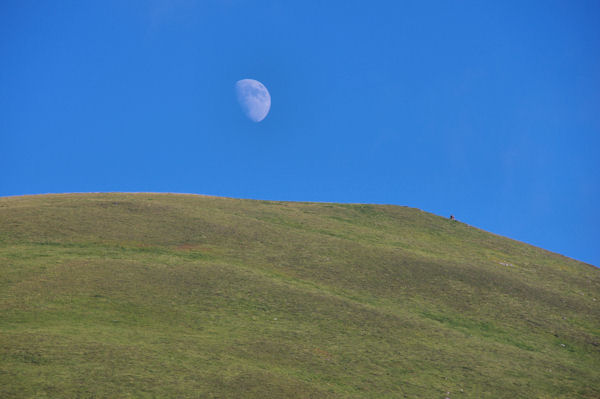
{"left": 1, "top": 193, "right": 598, "bottom": 398}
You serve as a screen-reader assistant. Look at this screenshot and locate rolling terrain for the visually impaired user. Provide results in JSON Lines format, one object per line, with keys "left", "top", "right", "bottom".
{"left": 0, "top": 193, "right": 599, "bottom": 398}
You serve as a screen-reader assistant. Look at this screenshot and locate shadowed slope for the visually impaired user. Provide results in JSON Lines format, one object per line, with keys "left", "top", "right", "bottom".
{"left": 1, "top": 193, "right": 598, "bottom": 398}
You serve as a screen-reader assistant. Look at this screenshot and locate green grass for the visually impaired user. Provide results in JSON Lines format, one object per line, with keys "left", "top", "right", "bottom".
{"left": 0, "top": 193, "right": 598, "bottom": 398}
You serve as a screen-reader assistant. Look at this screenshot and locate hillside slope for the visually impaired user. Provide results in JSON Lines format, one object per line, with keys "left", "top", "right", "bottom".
{"left": 1, "top": 193, "right": 598, "bottom": 398}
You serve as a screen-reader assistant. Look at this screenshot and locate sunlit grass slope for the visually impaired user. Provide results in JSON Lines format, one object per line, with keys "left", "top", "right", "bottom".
{"left": 1, "top": 193, "right": 599, "bottom": 398}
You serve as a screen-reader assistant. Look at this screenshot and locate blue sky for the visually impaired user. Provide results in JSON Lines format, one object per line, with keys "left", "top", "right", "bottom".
{"left": 1, "top": 1, "right": 599, "bottom": 266}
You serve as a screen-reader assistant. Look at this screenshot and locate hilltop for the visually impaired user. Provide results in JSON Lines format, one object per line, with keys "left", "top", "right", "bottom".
{"left": 1, "top": 193, "right": 598, "bottom": 398}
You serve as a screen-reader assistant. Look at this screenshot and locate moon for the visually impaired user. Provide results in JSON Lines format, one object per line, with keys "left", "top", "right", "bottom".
{"left": 235, "top": 79, "right": 271, "bottom": 122}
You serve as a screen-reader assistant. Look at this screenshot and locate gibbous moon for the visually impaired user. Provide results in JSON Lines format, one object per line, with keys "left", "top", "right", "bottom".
{"left": 235, "top": 79, "right": 271, "bottom": 122}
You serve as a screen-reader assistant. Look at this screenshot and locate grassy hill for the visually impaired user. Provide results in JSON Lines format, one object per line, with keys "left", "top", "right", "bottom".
{"left": 1, "top": 193, "right": 598, "bottom": 398}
